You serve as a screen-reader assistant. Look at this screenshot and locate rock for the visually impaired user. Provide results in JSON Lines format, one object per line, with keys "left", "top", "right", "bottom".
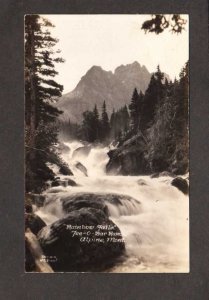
{"left": 106, "top": 134, "right": 150, "bottom": 175}
{"left": 72, "top": 146, "right": 91, "bottom": 159}
{"left": 48, "top": 187, "right": 66, "bottom": 194}
{"left": 75, "top": 162, "right": 88, "bottom": 176}
{"left": 51, "top": 180, "right": 60, "bottom": 187}
{"left": 25, "top": 213, "right": 46, "bottom": 235}
{"left": 61, "top": 193, "right": 109, "bottom": 216}
{"left": 38, "top": 207, "right": 125, "bottom": 272}
{"left": 51, "top": 180, "right": 68, "bottom": 187}
{"left": 137, "top": 179, "right": 147, "bottom": 186}
{"left": 151, "top": 173, "right": 159, "bottom": 178}
{"left": 51, "top": 178, "right": 78, "bottom": 188}
{"left": 59, "top": 164, "right": 73, "bottom": 176}
{"left": 171, "top": 177, "right": 189, "bottom": 194}
{"left": 67, "top": 179, "right": 78, "bottom": 187}
{"left": 61, "top": 192, "right": 141, "bottom": 217}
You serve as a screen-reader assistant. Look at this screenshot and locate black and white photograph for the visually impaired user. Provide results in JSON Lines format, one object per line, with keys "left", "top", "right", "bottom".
{"left": 24, "top": 14, "right": 189, "bottom": 273}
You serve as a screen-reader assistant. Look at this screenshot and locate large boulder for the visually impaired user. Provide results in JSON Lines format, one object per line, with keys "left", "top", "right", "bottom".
{"left": 51, "top": 180, "right": 60, "bottom": 187}
{"left": 61, "top": 193, "right": 141, "bottom": 217}
{"left": 106, "top": 134, "right": 150, "bottom": 175}
{"left": 59, "top": 164, "right": 73, "bottom": 176}
{"left": 61, "top": 193, "right": 109, "bottom": 216}
{"left": 38, "top": 207, "right": 125, "bottom": 272}
{"left": 67, "top": 179, "right": 78, "bottom": 187}
{"left": 171, "top": 177, "right": 189, "bottom": 195}
{"left": 25, "top": 213, "right": 46, "bottom": 235}
{"left": 75, "top": 162, "right": 88, "bottom": 176}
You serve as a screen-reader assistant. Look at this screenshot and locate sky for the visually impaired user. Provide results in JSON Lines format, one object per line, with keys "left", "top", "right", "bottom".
{"left": 42, "top": 14, "right": 189, "bottom": 93}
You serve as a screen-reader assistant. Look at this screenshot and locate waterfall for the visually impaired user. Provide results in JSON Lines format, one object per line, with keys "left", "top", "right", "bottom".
{"left": 35, "top": 140, "right": 189, "bottom": 273}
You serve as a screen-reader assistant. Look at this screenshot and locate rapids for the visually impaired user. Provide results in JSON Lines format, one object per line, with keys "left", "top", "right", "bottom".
{"left": 36, "top": 140, "right": 189, "bottom": 273}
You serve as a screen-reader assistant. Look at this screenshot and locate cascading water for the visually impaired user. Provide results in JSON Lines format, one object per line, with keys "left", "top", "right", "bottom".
{"left": 36, "top": 140, "right": 189, "bottom": 273}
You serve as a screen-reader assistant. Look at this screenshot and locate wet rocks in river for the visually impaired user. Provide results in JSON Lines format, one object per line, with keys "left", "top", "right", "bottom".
{"left": 51, "top": 179, "right": 68, "bottom": 187}
{"left": 51, "top": 178, "right": 78, "bottom": 188}
{"left": 61, "top": 193, "right": 109, "bottom": 216}
{"left": 67, "top": 179, "right": 78, "bottom": 186}
{"left": 61, "top": 193, "right": 141, "bottom": 217}
{"left": 51, "top": 180, "right": 60, "bottom": 187}
{"left": 171, "top": 177, "right": 189, "bottom": 195}
{"left": 137, "top": 179, "right": 147, "bottom": 186}
{"left": 106, "top": 134, "right": 150, "bottom": 175}
{"left": 38, "top": 207, "right": 125, "bottom": 272}
{"left": 75, "top": 162, "right": 88, "bottom": 176}
{"left": 59, "top": 164, "right": 73, "bottom": 176}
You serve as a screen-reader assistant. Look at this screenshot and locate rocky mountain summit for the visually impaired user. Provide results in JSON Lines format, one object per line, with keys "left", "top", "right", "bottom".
{"left": 56, "top": 61, "right": 152, "bottom": 122}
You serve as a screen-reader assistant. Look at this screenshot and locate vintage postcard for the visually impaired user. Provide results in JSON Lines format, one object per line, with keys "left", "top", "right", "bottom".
{"left": 25, "top": 14, "right": 189, "bottom": 273}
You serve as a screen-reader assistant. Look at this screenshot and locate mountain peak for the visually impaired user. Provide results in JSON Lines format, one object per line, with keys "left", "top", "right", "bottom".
{"left": 133, "top": 61, "right": 141, "bottom": 67}
{"left": 89, "top": 65, "right": 103, "bottom": 72}
{"left": 57, "top": 62, "right": 165, "bottom": 123}
{"left": 84, "top": 65, "right": 113, "bottom": 78}
{"left": 114, "top": 61, "right": 142, "bottom": 74}
{"left": 85, "top": 65, "right": 104, "bottom": 75}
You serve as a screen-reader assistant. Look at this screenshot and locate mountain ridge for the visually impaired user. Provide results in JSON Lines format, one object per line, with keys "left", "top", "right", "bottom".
{"left": 57, "top": 62, "right": 169, "bottom": 123}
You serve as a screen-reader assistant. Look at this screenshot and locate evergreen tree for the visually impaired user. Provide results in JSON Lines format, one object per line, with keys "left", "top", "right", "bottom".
{"left": 140, "top": 65, "right": 165, "bottom": 130}
{"left": 110, "top": 109, "right": 116, "bottom": 134}
{"left": 122, "top": 105, "right": 130, "bottom": 133}
{"left": 81, "top": 111, "right": 96, "bottom": 142}
{"left": 109, "top": 105, "right": 130, "bottom": 141}
{"left": 142, "top": 14, "right": 187, "bottom": 34}
{"left": 100, "top": 101, "right": 110, "bottom": 140}
{"left": 25, "top": 15, "right": 64, "bottom": 192}
{"left": 129, "top": 88, "right": 143, "bottom": 132}
{"left": 171, "top": 61, "right": 189, "bottom": 173}
{"left": 93, "top": 104, "right": 100, "bottom": 141}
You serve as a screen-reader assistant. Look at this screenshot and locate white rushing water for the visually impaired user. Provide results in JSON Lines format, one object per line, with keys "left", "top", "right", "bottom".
{"left": 36, "top": 140, "right": 189, "bottom": 273}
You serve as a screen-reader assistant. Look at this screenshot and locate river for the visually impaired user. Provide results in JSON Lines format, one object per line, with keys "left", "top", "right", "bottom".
{"left": 35, "top": 140, "right": 189, "bottom": 273}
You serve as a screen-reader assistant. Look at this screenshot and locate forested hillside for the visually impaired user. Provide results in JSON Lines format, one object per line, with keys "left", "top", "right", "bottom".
{"left": 62, "top": 63, "right": 189, "bottom": 176}
{"left": 107, "top": 63, "right": 189, "bottom": 175}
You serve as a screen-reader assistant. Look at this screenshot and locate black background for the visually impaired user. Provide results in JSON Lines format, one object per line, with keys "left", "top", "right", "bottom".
{"left": 0, "top": 0, "right": 209, "bottom": 299}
